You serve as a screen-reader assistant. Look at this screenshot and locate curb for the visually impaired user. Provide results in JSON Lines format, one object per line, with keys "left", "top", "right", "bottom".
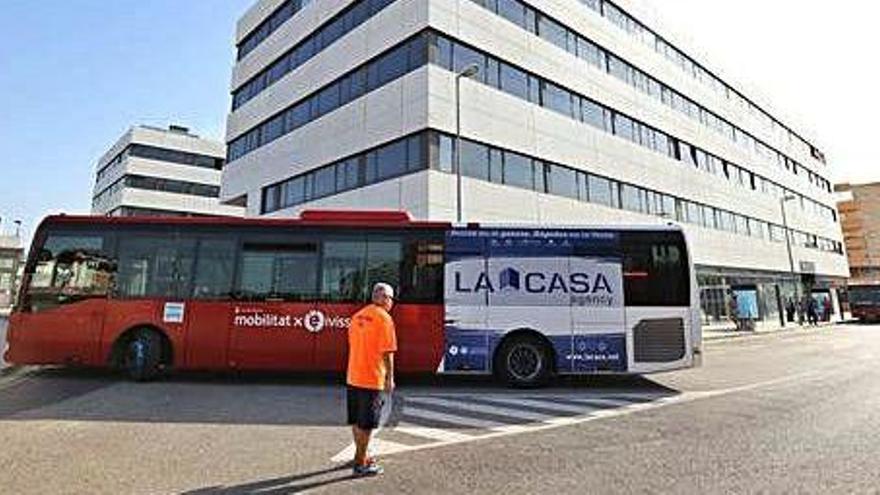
{"left": 704, "top": 323, "right": 838, "bottom": 342}
{"left": 0, "top": 365, "right": 22, "bottom": 378}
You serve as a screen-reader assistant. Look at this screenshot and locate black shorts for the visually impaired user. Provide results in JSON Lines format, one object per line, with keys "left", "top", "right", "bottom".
{"left": 347, "top": 385, "right": 384, "bottom": 430}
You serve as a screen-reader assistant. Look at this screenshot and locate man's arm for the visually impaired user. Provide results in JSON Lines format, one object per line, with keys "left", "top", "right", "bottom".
{"left": 383, "top": 352, "right": 395, "bottom": 392}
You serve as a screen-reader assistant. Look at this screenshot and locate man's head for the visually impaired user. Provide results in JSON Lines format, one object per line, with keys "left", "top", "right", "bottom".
{"left": 371, "top": 283, "right": 395, "bottom": 311}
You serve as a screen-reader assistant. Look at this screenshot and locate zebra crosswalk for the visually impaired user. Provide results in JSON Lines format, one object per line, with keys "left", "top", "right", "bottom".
{"left": 332, "top": 390, "right": 681, "bottom": 461}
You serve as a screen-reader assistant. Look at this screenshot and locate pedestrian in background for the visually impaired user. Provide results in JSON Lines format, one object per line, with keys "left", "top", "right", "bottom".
{"left": 346, "top": 283, "right": 397, "bottom": 477}
{"left": 807, "top": 297, "right": 819, "bottom": 326}
{"left": 728, "top": 292, "right": 740, "bottom": 331}
{"left": 785, "top": 298, "right": 796, "bottom": 325}
{"left": 823, "top": 297, "right": 833, "bottom": 322}
{"left": 798, "top": 297, "right": 808, "bottom": 326}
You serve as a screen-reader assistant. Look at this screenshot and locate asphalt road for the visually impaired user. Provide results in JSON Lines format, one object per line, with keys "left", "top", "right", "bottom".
{"left": 1, "top": 323, "right": 878, "bottom": 494}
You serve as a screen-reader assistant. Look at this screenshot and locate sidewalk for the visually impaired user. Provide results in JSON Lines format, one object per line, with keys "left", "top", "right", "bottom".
{"left": 703, "top": 320, "right": 839, "bottom": 341}
{"left": 0, "top": 312, "right": 9, "bottom": 372}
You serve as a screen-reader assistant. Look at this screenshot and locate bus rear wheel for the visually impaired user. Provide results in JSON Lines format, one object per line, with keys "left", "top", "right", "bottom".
{"left": 122, "top": 329, "right": 163, "bottom": 382}
{"left": 495, "top": 335, "right": 552, "bottom": 388}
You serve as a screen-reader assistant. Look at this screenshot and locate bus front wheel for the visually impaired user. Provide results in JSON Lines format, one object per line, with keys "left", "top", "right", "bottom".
{"left": 495, "top": 334, "right": 552, "bottom": 388}
{"left": 122, "top": 329, "right": 163, "bottom": 382}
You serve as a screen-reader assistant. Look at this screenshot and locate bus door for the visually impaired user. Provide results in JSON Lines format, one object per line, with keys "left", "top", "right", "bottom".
{"left": 311, "top": 301, "right": 357, "bottom": 371}
{"left": 442, "top": 231, "right": 489, "bottom": 372}
{"left": 312, "top": 238, "right": 372, "bottom": 372}
{"left": 181, "top": 300, "right": 231, "bottom": 369}
{"left": 182, "top": 237, "right": 239, "bottom": 370}
{"left": 228, "top": 242, "right": 319, "bottom": 371}
{"left": 312, "top": 237, "right": 408, "bottom": 372}
{"left": 569, "top": 256, "right": 626, "bottom": 373}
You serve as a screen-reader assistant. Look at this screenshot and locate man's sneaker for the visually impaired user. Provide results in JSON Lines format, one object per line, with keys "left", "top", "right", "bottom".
{"left": 353, "top": 460, "right": 384, "bottom": 477}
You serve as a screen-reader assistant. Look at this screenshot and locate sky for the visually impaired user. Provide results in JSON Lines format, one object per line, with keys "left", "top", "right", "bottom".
{"left": 0, "top": 0, "right": 877, "bottom": 242}
{"left": 644, "top": 0, "right": 880, "bottom": 185}
{"left": 0, "top": 0, "right": 252, "bottom": 240}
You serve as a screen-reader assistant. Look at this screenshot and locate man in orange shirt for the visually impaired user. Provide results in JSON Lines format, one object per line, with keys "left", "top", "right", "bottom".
{"left": 347, "top": 282, "right": 397, "bottom": 477}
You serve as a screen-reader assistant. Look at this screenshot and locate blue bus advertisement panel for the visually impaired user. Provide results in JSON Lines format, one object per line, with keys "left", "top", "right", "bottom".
{"left": 442, "top": 228, "right": 628, "bottom": 374}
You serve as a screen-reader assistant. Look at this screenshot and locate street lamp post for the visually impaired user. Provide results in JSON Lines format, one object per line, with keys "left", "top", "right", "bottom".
{"left": 781, "top": 195, "right": 799, "bottom": 322}
{"left": 455, "top": 63, "right": 481, "bottom": 224}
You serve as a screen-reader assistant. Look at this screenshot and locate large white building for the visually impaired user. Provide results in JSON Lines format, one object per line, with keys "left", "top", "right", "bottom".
{"left": 221, "top": 0, "right": 848, "bottom": 327}
{"left": 92, "top": 125, "right": 245, "bottom": 217}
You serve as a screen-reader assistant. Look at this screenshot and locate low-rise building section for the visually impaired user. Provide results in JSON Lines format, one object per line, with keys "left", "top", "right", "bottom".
{"left": 836, "top": 182, "right": 880, "bottom": 285}
{"left": 0, "top": 233, "right": 24, "bottom": 313}
{"left": 92, "top": 125, "right": 245, "bottom": 217}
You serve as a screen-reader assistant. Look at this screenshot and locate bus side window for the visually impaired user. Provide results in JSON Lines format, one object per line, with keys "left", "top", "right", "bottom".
{"left": 321, "top": 240, "right": 367, "bottom": 302}
{"left": 27, "top": 234, "right": 115, "bottom": 312}
{"left": 191, "top": 238, "right": 237, "bottom": 299}
{"left": 237, "top": 243, "right": 319, "bottom": 301}
{"left": 116, "top": 236, "right": 197, "bottom": 299}
{"left": 401, "top": 239, "right": 444, "bottom": 303}
{"left": 365, "top": 240, "right": 402, "bottom": 297}
{"left": 319, "top": 237, "right": 404, "bottom": 303}
{"left": 622, "top": 232, "right": 690, "bottom": 307}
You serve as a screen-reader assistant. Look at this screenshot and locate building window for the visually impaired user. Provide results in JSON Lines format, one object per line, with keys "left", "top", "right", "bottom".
{"left": 547, "top": 164, "right": 578, "bottom": 199}
{"left": 460, "top": 140, "right": 490, "bottom": 181}
{"left": 502, "top": 152, "right": 534, "bottom": 190}
{"left": 229, "top": 33, "right": 428, "bottom": 162}
{"left": 500, "top": 64, "right": 529, "bottom": 101}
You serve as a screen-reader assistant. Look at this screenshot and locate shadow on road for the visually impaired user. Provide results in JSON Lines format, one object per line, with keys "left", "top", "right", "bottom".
{"left": 181, "top": 464, "right": 358, "bottom": 495}
{"left": 0, "top": 367, "right": 115, "bottom": 418}
{"left": 0, "top": 366, "right": 679, "bottom": 426}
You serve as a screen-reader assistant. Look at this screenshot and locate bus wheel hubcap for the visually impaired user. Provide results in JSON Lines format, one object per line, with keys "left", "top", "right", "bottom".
{"left": 508, "top": 345, "right": 541, "bottom": 381}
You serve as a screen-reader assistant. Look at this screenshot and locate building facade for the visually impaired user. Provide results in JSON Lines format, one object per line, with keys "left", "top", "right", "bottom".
{"left": 0, "top": 234, "right": 23, "bottom": 313}
{"left": 92, "top": 125, "right": 245, "bottom": 217}
{"left": 222, "top": 0, "right": 848, "bottom": 327}
{"left": 836, "top": 182, "right": 880, "bottom": 285}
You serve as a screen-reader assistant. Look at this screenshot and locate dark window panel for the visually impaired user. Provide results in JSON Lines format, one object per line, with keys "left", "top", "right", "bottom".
{"left": 537, "top": 14, "right": 567, "bottom": 50}
{"left": 460, "top": 140, "right": 490, "bottom": 181}
{"left": 500, "top": 63, "right": 529, "bottom": 100}
{"left": 547, "top": 164, "right": 578, "bottom": 199}
{"left": 233, "top": 0, "right": 396, "bottom": 110}
{"left": 503, "top": 152, "right": 533, "bottom": 189}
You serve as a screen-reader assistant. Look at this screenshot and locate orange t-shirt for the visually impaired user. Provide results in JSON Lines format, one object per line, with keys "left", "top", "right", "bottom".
{"left": 346, "top": 304, "right": 397, "bottom": 390}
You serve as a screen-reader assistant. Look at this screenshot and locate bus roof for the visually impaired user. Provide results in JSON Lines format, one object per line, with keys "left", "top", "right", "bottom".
{"left": 37, "top": 211, "right": 684, "bottom": 234}
{"left": 465, "top": 222, "right": 684, "bottom": 232}
{"left": 38, "top": 210, "right": 450, "bottom": 231}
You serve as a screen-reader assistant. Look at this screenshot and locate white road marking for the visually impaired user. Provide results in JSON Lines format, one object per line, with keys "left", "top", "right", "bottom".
{"left": 394, "top": 423, "right": 474, "bottom": 442}
{"left": 330, "top": 438, "right": 409, "bottom": 463}
{"left": 478, "top": 397, "right": 595, "bottom": 415}
{"left": 558, "top": 397, "right": 634, "bottom": 408}
{"left": 402, "top": 406, "right": 507, "bottom": 429}
{"left": 331, "top": 366, "right": 844, "bottom": 463}
{"left": 406, "top": 396, "right": 554, "bottom": 422}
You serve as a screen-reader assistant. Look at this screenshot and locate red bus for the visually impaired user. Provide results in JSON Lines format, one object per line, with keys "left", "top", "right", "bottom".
{"left": 848, "top": 284, "right": 880, "bottom": 322}
{"left": 5, "top": 211, "right": 700, "bottom": 386}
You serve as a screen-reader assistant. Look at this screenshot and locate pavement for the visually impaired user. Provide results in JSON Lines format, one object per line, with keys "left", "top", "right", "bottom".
{"left": 0, "top": 315, "right": 8, "bottom": 371}
{"left": 1, "top": 322, "right": 879, "bottom": 493}
{"left": 701, "top": 319, "right": 841, "bottom": 341}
